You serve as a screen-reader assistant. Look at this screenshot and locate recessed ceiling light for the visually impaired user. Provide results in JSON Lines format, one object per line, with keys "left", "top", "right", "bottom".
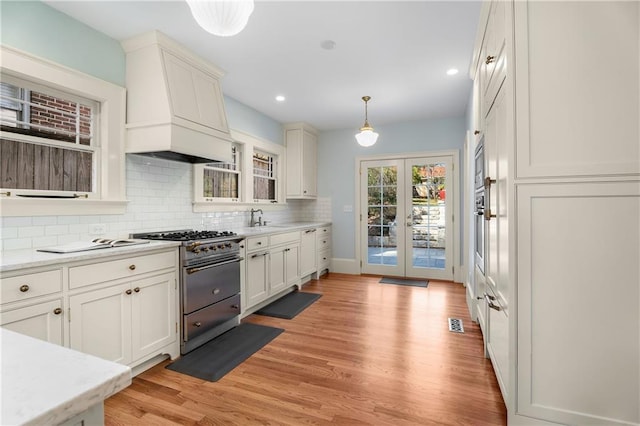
{"left": 446, "top": 68, "right": 459, "bottom": 76}
{"left": 320, "top": 40, "right": 336, "bottom": 50}
{"left": 275, "top": 95, "right": 286, "bottom": 102}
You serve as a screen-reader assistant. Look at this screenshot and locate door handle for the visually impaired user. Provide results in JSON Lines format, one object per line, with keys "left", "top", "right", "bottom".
{"left": 483, "top": 176, "right": 497, "bottom": 221}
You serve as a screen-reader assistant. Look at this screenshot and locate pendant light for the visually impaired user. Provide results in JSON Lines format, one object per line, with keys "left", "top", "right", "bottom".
{"left": 355, "top": 96, "right": 379, "bottom": 147}
{"left": 186, "top": 0, "right": 255, "bottom": 37}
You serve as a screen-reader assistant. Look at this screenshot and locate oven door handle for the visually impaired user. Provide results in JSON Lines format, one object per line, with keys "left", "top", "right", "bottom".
{"left": 186, "top": 257, "right": 244, "bottom": 275}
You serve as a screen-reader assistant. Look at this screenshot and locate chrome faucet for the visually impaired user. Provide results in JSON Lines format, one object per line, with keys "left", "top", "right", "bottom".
{"left": 250, "top": 208, "right": 264, "bottom": 227}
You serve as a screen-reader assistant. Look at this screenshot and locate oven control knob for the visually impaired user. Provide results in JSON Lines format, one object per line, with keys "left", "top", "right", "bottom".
{"left": 203, "top": 247, "right": 209, "bottom": 252}
{"left": 194, "top": 322, "right": 202, "bottom": 327}
{"left": 225, "top": 243, "right": 232, "bottom": 248}
{"left": 193, "top": 249, "right": 201, "bottom": 254}
{"left": 217, "top": 244, "right": 224, "bottom": 250}
{"left": 211, "top": 246, "right": 217, "bottom": 251}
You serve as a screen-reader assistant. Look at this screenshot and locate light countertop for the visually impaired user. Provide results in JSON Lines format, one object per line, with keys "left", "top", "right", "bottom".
{"left": 233, "top": 221, "right": 331, "bottom": 237}
{"left": 0, "top": 240, "right": 180, "bottom": 273}
{"left": 0, "top": 328, "right": 131, "bottom": 426}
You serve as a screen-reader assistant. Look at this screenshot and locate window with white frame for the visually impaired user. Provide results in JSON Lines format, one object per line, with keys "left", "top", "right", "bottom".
{"left": 197, "top": 144, "right": 241, "bottom": 202}
{"left": 253, "top": 150, "right": 277, "bottom": 202}
{"left": 1, "top": 45, "right": 126, "bottom": 216}
{"left": 1, "top": 77, "right": 98, "bottom": 195}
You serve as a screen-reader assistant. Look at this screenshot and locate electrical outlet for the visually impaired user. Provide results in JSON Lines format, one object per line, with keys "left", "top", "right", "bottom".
{"left": 89, "top": 223, "right": 107, "bottom": 235}
{"left": 343, "top": 205, "right": 353, "bottom": 213}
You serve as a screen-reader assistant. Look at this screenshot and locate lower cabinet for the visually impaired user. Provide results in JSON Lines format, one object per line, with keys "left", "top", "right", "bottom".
{"left": 300, "top": 228, "right": 317, "bottom": 277}
{"left": 246, "top": 250, "right": 269, "bottom": 307}
{"left": 0, "top": 299, "right": 64, "bottom": 345}
{"left": 69, "top": 272, "right": 176, "bottom": 365}
{"left": 244, "top": 231, "right": 302, "bottom": 312}
{"left": 270, "top": 242, "right": 300, "bottom": 294}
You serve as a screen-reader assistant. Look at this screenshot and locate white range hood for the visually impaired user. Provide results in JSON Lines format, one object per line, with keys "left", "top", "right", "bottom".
{"left": 121, "top": 31, "right": 233, "bottom": 163}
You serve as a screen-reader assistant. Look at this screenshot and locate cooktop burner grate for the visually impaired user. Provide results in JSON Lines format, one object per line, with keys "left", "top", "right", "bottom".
{"left": 132, "top": 230, "right": 238, "bottom": 241}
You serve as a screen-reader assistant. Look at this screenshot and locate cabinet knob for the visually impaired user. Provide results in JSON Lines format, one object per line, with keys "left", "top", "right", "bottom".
{"left": 125, "top": 289, "right": 132, "bottom": 295}
{"left": 474, "top": 130, "right": 481, "bottom": 135}
{"left": 303, "top": 190, "right": 307, "bottom": 194}
{"left": 485, "top": 55, "right": 495, "bottom": 64}
{"left": 129, "top": 264, "right": 136, "bottom": 271}
{"left": 257, "top": 241, "right": 262, "bottom": 245}
{"left": 231, "top": 305, "right": 239, "bottom": 309}
{"left": 53, "top": 308, "right": 62, "bottom": 315}
{"left": 240, "top": 245, "right": 244, "bottom": 248}
{"left": 194, "top": 322, "right": 202, "bottom": 327}
{"left": 134, "top": 287, "right": 140, "bottom": 293}
{"left": 213, "top": 288, "right": 220, "bottom": 294}
{"left": 19, "top": 284, "right": 29, "bottom": 293}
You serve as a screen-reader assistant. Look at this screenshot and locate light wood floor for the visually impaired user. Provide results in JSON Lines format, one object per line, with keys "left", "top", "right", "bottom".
{"left": 105, "top": 274, "right": 507, "bottom": 425}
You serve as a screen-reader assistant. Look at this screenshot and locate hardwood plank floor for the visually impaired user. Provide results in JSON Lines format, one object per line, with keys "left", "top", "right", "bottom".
{"left": 105, "top": 274, "right": 507, "bottom": 425}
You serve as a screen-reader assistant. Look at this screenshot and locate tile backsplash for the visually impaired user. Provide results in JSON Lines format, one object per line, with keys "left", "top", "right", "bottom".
{"left": 0, "top": 155, "right": 331, "bottom": 251}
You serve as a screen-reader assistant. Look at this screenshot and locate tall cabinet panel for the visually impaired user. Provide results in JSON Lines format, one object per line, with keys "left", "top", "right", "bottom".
{"left": 469, "top": 1, "right": 639, "bottom": 425}
{"left": 517, "top": 182, "right": 639, "bottom": 425}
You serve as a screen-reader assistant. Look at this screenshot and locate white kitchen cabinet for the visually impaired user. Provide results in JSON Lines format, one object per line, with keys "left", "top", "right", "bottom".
{"left": 68, "top": 248, "right": 179, "bottom": 369}
{"left": 69, "top": 272, "right": 176, "bottom": 366}
{"left": 269, "top": 243, "right": 300, "bottom": 294}
{"left": 244, "top": 231, "right": 302, "bottom": 312}
{"left": 315, "top": 225, "right": 332, "bottom": 279}
{"left": 300, "top": 228, "right": 317, "bottom": 277}
{"left": 468, "top": 1, "right": 640, "bottom": 424}
{"left": 0, "top": 299, "right": 64, "bottom": 345}
{"left": 284, "top": 123, "right": 318, "bottom": 199}
{"left": 0, "top": 268, "right": 64, "bottom": 345}
{"left": 245, "top": 246, "right": 269, "bottom": 307}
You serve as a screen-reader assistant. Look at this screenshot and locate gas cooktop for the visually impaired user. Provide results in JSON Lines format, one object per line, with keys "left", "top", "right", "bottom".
{"left": 131, "top": 229, "right": 238, "bottom": 242}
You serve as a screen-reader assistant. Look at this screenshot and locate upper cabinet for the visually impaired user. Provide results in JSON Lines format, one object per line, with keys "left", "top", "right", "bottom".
{"left": 121, "top": 31, "right": 233, "bottom": 163}
{"left": 513, "top": 2, "right": 639, "bottom": 178}
{"left": 284, "top": 123, "right": 318, "bottom": 199}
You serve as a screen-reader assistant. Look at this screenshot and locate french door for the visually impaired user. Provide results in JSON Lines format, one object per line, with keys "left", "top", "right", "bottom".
{"left": 360, "top": 155, "right": 454, "bottom": 280}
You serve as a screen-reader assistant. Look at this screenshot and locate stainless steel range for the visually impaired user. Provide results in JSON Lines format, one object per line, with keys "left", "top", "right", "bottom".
{"left": 131, "top": 230, "right": 243, "bottom": 354}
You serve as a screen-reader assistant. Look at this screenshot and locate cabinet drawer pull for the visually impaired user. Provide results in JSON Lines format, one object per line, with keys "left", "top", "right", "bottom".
{"left": 485, "top": 55, "right": 495, "bottom": 64}
{"left": 231, "top": 304, "right": 239, "bottom": 309}
{"left": 129, "top": 264, "right": 136, "bottom": 271}
{"left": 125, "top": 289, "right": 132, "bottom": 295}
{"left": 213, "top": 288, "right": 221, "bottom": 294}
{"left": 194, "top": 322, "right": 202, "bottom": 327}
{"left": 257, "top": 241, "right": 262, "bottom": 245}
{"left": 134, "top": 287, "right": 140, "bottom": 293}
{"left": 53, "top": 308, "right": 62, "bottom": 315}
{"left": 19, "top": 284, "right": 29, "bottom": 292}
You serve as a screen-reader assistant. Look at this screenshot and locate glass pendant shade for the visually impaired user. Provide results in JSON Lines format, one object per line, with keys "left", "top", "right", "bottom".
{"left": 355, "top": 96, "right": 378, "bottom": 147}
{"left": 356, "top": 128, "right": 379, "bottom": 147}
{"left": 186, "top": 0, "right": 254, "bottom": 37}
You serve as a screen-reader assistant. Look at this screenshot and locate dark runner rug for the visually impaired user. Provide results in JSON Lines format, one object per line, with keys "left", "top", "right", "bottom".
{"left": 166, "top": 323, "right": 284, "bottom": 382}
{"left": 379, "top": 277, "right": 429, "bottom": 288}
{"left": 254, "top": 291, "right": 322, "bottom": 319}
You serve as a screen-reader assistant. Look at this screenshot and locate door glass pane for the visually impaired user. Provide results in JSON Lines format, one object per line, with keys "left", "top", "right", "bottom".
{"left": 410, "top": 163, "right": 446, "bottom": 269}
{"left": 367, "top": 166, "right": 398, "bottom": 266}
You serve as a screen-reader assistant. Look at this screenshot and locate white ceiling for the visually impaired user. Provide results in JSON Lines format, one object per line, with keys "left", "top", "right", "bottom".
{"left": 44, "top": 0, "right": 481, "bottom": 131}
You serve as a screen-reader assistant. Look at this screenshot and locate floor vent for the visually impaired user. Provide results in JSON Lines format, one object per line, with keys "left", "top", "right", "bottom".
{"left": 448, "top": 318, "right": 464, "bottom": 333}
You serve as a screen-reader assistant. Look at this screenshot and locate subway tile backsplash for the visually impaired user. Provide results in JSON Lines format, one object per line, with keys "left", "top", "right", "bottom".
{"left": 0, "top": 155, "right": 331, "bottom": 252}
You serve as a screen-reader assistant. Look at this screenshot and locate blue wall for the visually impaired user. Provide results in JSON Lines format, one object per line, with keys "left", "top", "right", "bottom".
{"left": 318, "top": 117, "right": 466, "bottom": 260}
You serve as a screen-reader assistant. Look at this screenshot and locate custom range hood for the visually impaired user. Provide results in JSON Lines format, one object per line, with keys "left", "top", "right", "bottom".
{"left": 121, "top": 31, "right": 233, "bottom": 163}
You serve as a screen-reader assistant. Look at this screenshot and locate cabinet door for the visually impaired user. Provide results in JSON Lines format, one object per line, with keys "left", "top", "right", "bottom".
{"left": 246, "top": 252, "right": 268, "bottom": 307}
{"left": 1, "top": 299, "right": 63, "bottom": 345}
{"left": 484, "top": 86, "right": 508, "bottom": 307}
{"left": 302, "top": 130, "right": 317, "bottom": 197}
{"left": 285, "top": 128, "right": 302, "bottom": 197}
{"left": 517, "top": 181, "right": 639, "bottom": 425}
{"left": 269, "top": 248, "right": 286, "bottom": 294}
{"left": 514, "top": 1, "right": 639, "bottom": 178}
{"left": 130, "top": 272, "right": 177, "bottom": 362}
{"left": 284, "top": 244, "right": 300, "bottom": 287}
{"left": 300, "top": 229, "right": 317, "bottom": 277}
{"left": 69, "top": 283, "right": 132, "bottom": 365}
